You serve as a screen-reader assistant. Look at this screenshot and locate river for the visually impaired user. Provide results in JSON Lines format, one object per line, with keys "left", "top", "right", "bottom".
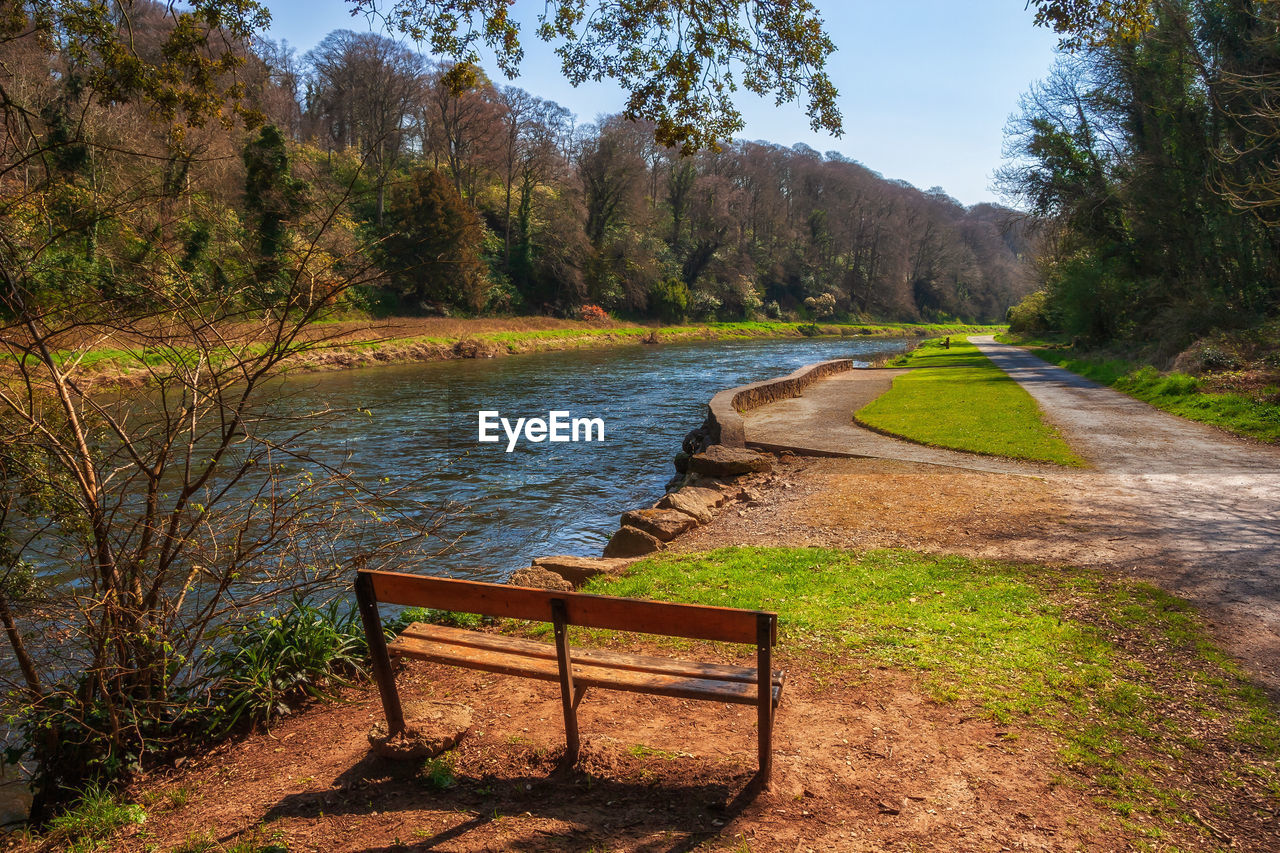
{"left": 279, "top": 335, "right": 909, "bottom": 581}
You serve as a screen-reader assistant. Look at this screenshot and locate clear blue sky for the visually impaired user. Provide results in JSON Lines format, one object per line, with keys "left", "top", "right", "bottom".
{"left": 263, "top": 1, "right": 1061, "bottom": 207}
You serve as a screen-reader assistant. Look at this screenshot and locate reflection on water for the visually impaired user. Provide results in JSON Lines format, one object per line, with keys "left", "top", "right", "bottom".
{"left": 279, "top": 336, "right": 908, "bottom": 580}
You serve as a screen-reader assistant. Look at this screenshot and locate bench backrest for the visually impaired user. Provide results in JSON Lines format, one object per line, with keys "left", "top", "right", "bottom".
{"left": 359, "top": 569, "right": 776, "bottom": 646}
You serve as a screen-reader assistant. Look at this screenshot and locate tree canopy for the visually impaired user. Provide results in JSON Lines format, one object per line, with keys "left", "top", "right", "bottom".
{"left": 349, "top": 0, "right": 843, "bottom": 152}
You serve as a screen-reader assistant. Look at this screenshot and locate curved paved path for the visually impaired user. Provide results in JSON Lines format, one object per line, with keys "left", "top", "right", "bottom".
{"left": 744, "top": 369, "right": 1049, "bottom": 477}
{"left": 970, "top": 335, "right": 1280, "bottom": 693}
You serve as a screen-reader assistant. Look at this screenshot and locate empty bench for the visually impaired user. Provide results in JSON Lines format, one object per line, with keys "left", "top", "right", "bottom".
{"left": 355, "top": 569, "right": 785, "bottom": 782}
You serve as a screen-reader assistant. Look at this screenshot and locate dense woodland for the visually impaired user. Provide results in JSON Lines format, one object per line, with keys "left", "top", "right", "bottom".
{"left": 1002, "top": 0, "right": 1280, "bottom": 355}
{"left": 2, "top": 7, "right": 1038, "bottom": 329}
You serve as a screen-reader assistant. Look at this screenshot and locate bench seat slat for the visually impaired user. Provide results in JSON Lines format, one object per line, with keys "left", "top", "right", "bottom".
{"left": 397, "top": 622, "right": 784, "bottom": 686}
{"left": 390, "top": 629, "right": 783, "bottom": 706}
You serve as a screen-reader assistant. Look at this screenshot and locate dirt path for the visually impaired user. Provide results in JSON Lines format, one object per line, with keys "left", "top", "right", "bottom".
{"left": 969, "top": 335, "right": 1280, "bottom": 696}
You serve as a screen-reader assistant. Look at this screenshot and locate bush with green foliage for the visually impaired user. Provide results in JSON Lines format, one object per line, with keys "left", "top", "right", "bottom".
{"left": 1006, "top": 290, "right": 1052, "bottom": 334}
{"left": 649, "top": 277, "right": 690, "bottom": 323}
{"left": 205, "top": 599, "right": 369, "bottom": 736}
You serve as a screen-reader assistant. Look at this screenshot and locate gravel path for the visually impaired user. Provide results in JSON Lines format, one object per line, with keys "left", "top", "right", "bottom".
{"left": 971, "top": 336, "right": 1280, "bottom": 694}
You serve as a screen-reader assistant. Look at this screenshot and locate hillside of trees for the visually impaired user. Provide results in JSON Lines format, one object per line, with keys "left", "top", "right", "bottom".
{"left": 1, "top": 8, "right": 1038, "bottom": 330}
{"left": 292, "top": 30, "right": 1041, "bottom": 323}
{"left": 1001, "top": 0, "right": 1280, "bottom": 357}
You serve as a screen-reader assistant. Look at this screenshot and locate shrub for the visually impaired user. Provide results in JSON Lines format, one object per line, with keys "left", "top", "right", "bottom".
{"left": 688, "top": 289, "right": 722, "bottom": 321}
{"left": 803, "top": 292, "right": 837, "bottom": 319}
{"left": 797, "top": 323, "right": 822, "bottom": 337}
{"left": 1195, "top": 344, "right": 1243, "bottom": 371}
{"left": 1006, "top": 290, "right": 1053, "bottom": 334}
{"left": 649, "top": 278, "right": 689, "bottom": 323}
{"left": 205, "top": 599, "right": 368, "bottom": 736}
{"left": 579, "top": 303, "right": 609, "bottom": 322}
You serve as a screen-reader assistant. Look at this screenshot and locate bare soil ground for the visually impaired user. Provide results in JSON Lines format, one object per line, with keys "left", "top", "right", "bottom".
{"left": 52, "top": 654, "right": 1119, "bottom": 853}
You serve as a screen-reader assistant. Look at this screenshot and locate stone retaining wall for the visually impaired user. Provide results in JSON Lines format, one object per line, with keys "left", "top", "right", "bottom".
{"left": 705, "top": 358, "right": 854, "bottom": 447}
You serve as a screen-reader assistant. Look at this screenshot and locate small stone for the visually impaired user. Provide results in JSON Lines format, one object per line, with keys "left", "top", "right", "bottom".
{"left": 369, "top": 701, "right": 471, "bottom": 760}
{"left": 603, "top": 525, "right": 665, "bottom": 558}
{"left": 508, "top": 565, "right": 572, "bottom": 591}
{"left": 688, "top": 445, "right": 773, "bottom": 477}
{"left": 620, "top": 508, "right": 696, "bottom": 541}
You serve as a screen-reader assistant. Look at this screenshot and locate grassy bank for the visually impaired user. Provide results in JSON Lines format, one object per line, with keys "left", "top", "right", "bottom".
{"left": 587, "top": 546, "right": 1280, "bottom": 838}
{"left": 42, "top": 319, "right": 1005, "bottom": 388}
{"left": 289, "top": 319, "right": 1007, "bottom": 372}
{"left": 854, "top": 337, "right": 1084, "bottom": 465}
{"left": 999, "top": 334, "right": 1280, "bottom": 444}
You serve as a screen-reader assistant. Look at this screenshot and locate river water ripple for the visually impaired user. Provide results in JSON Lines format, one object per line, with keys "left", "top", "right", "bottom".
{"left": 286, "top": 336, "right": 909, "bottom": 581}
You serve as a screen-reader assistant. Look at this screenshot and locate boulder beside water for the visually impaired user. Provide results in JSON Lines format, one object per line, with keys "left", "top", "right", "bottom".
{"left": 620, "top": 508, "right": 696, "bottom": 541}
{"left": 603, "top": 525, "right": 665, "bottom": 558}
{"left": 656, "top": 485, "right": 724, "bottom": 524}
{"left": 688, "top": 445, "right": 772, "bottom": 477}
{"left": 508, "top": 564, "right": 573, "bottom": 591}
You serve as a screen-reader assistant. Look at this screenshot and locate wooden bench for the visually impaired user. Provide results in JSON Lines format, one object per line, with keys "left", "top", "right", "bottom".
{"left": 355, "top": 569, "right": 784, "bottom": 783}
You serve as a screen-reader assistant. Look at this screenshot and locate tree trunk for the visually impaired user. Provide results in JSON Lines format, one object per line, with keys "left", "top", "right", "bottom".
{"left": 0, "top": 592, "right": 41, "bottom": 697}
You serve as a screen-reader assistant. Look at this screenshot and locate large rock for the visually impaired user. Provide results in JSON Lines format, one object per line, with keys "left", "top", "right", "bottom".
{"left": 369, "top": 701, "right": 471, "bottom": 760}
{"left": 688, "top": 445, "right": 772, "bottom": 477}
{"left": 620, "top": 508, "right": 696, "bottom": 541}
{"left": 603, "top": 525, "right": 665, "bottom": 558}
{"left": 657, "top": 485, "right": 724, "bottom": 524}
{"left": 508, "top": 564, "right": 573, "bottom": 591}
{"left": 532, "top": 555, "right": 632, "bottom": 587}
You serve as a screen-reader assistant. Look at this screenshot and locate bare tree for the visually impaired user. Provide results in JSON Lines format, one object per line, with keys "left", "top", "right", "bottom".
{"left": 306, "top": 30, "right": 425, "bottom": 223}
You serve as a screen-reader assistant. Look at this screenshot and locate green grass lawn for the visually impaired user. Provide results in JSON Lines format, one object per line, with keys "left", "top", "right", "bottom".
{"left": 855, "top": 336, "right": 1085, "bottom": 465}
{"left": 1007, "top": 341, "right": 1280, "bottom": 444}
{"left": 585, "top": 546, "right": 1280, "bottom": 834}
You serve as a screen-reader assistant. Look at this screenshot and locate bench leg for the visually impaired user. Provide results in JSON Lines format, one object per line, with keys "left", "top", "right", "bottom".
{"left": 356, "top": 572, "right": 406, "bottom": 736}
{"left": 757, "top": 614, "right": 775, "bottom": 787}
{"left": 550, "top": 598, "right": 580, "bottom": 764}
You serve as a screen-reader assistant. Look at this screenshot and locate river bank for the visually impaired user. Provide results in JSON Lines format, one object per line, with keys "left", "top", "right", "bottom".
{"left": 53, "top": 317, "right": 1001, "bottom": 389}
